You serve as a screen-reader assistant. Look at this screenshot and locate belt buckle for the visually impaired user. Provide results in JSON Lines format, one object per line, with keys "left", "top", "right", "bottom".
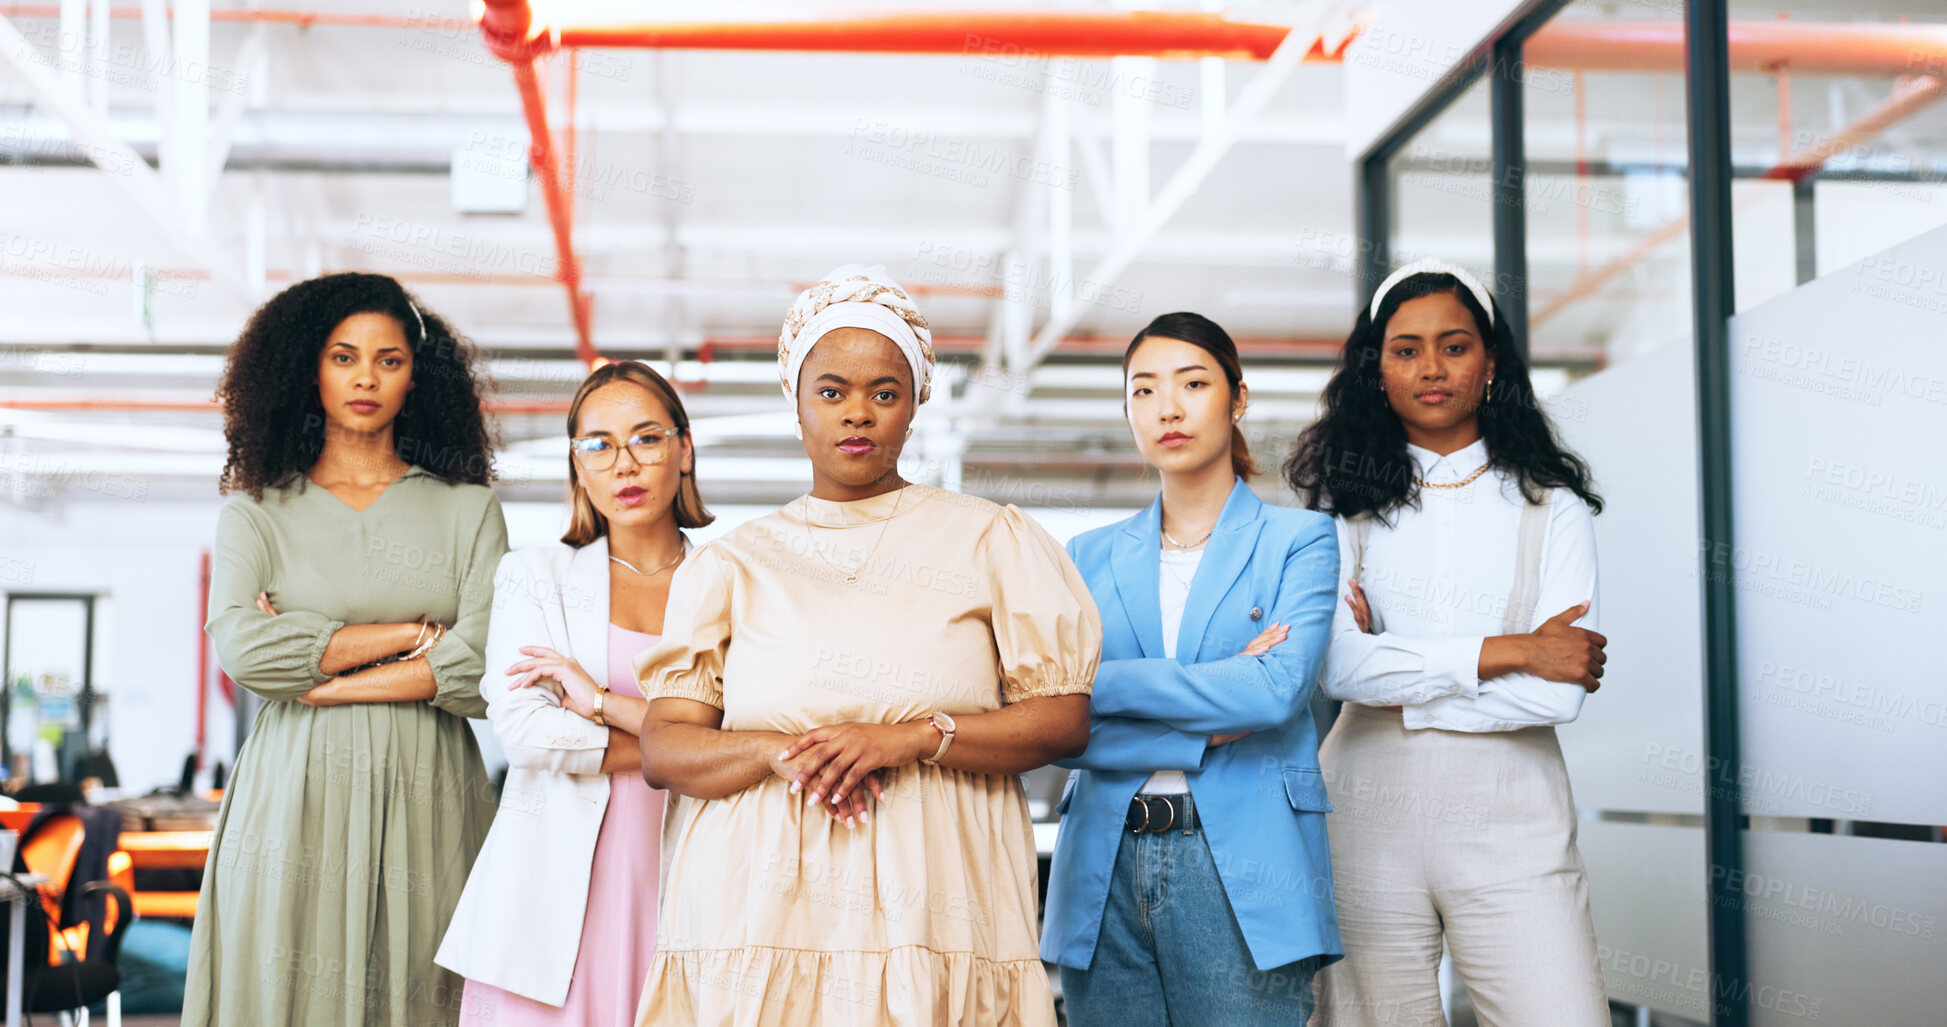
{"left": 1128, "top": 795, "right": 1182, "bottom": 834}
{"left": 1149, "top": 796, "right": 1177, "bottom": 833}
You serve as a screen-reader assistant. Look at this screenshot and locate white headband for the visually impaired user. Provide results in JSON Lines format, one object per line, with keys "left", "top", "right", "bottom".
{"left": 406, "top": 298, "right": 427, "bottom": 343}
{"left": 778, "top": 264, "right": 934, "bottom": 404}
{"left": 1368, "top": 258, "right": 1495, "bottom": 326}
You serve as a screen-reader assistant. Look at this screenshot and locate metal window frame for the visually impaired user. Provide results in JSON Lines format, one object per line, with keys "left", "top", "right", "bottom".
{"left": 1352, "top": 2, "right": 1750, "bottom": 1024}
{"left": 1684, "top": 1, "right": 1748, "bottom": 1024}
{"left": 1, "top": 592, "right": 100, "bottom": 780}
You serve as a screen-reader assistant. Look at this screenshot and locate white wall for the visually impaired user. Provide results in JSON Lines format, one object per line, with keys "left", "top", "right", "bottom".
{"left": 1, "top": 501, "right": 227, "bottom": 793}
{"left": 1342, "top": 0, "right": 1535, "bottom": 160}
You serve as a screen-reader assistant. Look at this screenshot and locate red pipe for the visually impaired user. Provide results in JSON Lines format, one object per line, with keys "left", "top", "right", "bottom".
{"left": 549, "top": 11, "right": 1321, "bottom": 61}
{"left": 1525, "top": 20, "right": 1947, "bottom": 76}
{"left": 1761, "top": 74, "right": 1947, "bottom": 185}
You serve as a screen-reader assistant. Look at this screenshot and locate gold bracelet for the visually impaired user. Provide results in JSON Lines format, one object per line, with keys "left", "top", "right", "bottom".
{"left": 410, "top": 616, "right": 430, "bottom": 649}
{"left": 404, "top": 623, "right": 444, "bottom": 661}
{"left": 591, "top": 686, "right": 607, "bottom": 728}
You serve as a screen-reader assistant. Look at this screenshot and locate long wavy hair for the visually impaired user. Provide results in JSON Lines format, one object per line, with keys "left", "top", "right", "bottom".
{"left": 215, "top": 272, "right": 496, "bottom": 499}
{"left": 1284, "top": 271, "right": 1601, "bottom": 522}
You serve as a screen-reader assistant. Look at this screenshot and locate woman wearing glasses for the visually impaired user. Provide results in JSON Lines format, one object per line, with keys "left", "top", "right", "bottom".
{"left": 438, "top": 362, "right": 713, "bottom": 1025}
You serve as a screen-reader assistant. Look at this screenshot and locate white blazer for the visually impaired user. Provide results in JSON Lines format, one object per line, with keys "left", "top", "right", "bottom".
{"left": 435, "top": 536, "right": 652, "bottom": 1006}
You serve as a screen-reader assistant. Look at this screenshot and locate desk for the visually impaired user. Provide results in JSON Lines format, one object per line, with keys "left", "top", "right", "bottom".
{"left": 118, "top": 830, "right": 212, "bottom": 919}
{"left": 1, "top": 873, "right": 48, "bottom": 1027}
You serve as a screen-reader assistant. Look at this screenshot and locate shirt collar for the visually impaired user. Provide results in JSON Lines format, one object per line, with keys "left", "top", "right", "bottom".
{"left": 1405, "top": 436, "right": 1490, "bottom": 480}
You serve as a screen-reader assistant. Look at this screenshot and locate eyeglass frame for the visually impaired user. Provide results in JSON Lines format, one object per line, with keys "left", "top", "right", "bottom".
{"left": 568, "top": 424, "right": 685, "bottom": 471}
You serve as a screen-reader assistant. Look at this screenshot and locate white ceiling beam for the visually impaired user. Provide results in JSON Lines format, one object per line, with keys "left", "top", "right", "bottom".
{"left": 0, "top": 13, "right": 245, "bottom": 298}
{"left": 1111, "top": 56, "right": 1155, "bottom": 235}
{"left": 205, "top": 24, "right": 266, "bottom": 192}
{"left": 0, "top": 104, "right": 1346, "bottom": 156}
{"left": 169, "top": 0, "right": 210, "bottom": 232}
{"left": 85, "top": 0, "right": 105, "bottom": 118}
{"left": 1019, "top": 26, "right": 1312, "bottom": 372}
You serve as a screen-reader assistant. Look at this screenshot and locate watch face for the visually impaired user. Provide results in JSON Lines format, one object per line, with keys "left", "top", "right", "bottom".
{"left": 934, "top": 711, "right": 957, "bottom": 733}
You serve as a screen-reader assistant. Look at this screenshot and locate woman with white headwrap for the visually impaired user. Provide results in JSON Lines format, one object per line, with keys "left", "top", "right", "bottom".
{"left": 632, "top": 265, "right": 1102, "bottom": 1026}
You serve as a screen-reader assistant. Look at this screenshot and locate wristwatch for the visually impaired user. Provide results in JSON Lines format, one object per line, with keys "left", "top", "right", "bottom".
{"left": 591, "top": 685, "right": 608, "bottom": 728}
{"left": 920, "top": 711, "right": 957, "bottom": 765}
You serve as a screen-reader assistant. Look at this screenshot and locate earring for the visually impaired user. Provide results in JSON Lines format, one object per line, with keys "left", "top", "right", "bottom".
{"left": 1484, "top": 377, "right": 1495, "bottom": 405}
{"left": 792, "top": 420, "right": 804, "bottom": 441}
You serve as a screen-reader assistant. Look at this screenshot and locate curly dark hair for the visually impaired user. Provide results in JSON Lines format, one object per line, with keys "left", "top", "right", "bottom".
{"left": 1284, "top": 271, "right": 1602, "bottom": 523}
{"left": 215, "top": 272, "right": 497, "bottom": 499}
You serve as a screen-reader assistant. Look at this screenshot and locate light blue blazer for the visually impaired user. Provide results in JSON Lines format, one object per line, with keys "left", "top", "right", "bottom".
{"left": 1041, "top": 479, "right": 1344, "bottom": 973}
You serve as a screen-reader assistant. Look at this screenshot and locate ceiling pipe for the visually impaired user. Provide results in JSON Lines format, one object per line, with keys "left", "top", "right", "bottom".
{"left": 478, "top": 0, "right": 593, "bottom": 364}
{"left": 1524, "top": 20, "right": 1947, "bottom": 77}
{"left": 470, "top": 5, "right": 1357, "bottom": 369}
{"left": 0, "top": 4, "right": 468, "bottom": 30}
{"left": 1531, "top": 73, "right": 1947, "bottom": 327}
{"left": 462, "top": 9, "right": 1947, "bottom": 364}
{"left": 543, "top": 11, "right": 1324, "bottom": 60}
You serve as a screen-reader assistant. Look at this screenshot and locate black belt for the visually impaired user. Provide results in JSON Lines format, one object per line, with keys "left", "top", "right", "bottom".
{"left": 1125, "top": 793, "right": 1198, "bottom": 834}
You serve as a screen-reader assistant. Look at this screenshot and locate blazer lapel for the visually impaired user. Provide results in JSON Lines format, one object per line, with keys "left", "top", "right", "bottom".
{"left": 564, "top": 537, "right": 611, "bottom": 689}
{"left": 1176, "top": 480, "right": 1265, "bottom": 663}
{"left": 1110, "top": 498, "right": 1166, "bottom": 659}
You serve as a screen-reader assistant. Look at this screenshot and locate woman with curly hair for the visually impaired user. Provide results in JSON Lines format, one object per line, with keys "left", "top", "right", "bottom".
{"left": 185, "top": 272, "right": 508, "bottom": 1026}
{"left": 1288, "top": 260, "right": 1609, "bottom": 1025}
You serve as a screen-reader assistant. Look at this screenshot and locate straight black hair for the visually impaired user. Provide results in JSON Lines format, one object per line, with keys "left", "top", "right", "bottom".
{"left": 1123, "top": 312, "right": 1257, "bottom": 480}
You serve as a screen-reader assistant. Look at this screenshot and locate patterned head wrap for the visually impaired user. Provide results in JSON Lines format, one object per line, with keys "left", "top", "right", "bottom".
{"left": 778, "top": 264, "right": 935, "bottom": 404}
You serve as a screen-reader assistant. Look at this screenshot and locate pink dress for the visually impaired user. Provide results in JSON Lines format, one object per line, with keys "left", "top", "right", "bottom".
{"left": 461, "top": 624, "right": 667, "bottom": 1026}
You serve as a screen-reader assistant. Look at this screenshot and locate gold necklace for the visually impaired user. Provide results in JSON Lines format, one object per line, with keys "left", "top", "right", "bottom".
{"left": 1161, "top": 527, "right": 1212, "bottom": 550}
{"left": 805, "top": 485, "right": 907, "bottom": 584}
{"left": 1415, "top": 460, "right": 1492, "bottom": 489}
{"left": 610, "top": 551, "right": 684, "bottom": 577}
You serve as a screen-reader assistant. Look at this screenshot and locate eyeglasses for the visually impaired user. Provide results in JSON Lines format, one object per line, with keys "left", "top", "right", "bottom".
{"left": 569, "top": 426, "right": 682, "bottom": 470}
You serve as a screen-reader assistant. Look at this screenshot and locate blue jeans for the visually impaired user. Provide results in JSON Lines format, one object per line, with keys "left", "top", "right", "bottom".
{"left": 1060, "top": 818, "right": 1321, "bottom": 1026}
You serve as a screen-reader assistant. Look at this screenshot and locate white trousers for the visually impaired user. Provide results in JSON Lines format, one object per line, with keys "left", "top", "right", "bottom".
{"left": 1310, "top": 704, "right": 1608, "bottom": 1027}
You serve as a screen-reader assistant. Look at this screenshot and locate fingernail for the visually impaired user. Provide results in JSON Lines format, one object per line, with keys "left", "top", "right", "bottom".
{"left": 789, "top": 780, "right": 802, "bottom": 795}
{"left": 779, "top": 750, "right": 792, "bottom": 761}
{"left": 830, "top": 793, "right": 843, "bottom": 804}
{"left": 860, "top": 809, "right": 871, "bottom": 823}
{"left": 845, "top": 817, "right": 856, "bottom": 829}
{"left": 807, "top": 792, "right": 820, "bottom": 805}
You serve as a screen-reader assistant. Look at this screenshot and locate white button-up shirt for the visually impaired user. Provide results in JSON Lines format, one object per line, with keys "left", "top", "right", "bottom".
{"left": 1321, "top": 437, "right": 1600, "bottom": 732}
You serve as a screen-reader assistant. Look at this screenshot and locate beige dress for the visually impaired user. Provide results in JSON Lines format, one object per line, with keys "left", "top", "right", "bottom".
{"left": 632, "top": 484, "right": 1101, "bottom": 1027}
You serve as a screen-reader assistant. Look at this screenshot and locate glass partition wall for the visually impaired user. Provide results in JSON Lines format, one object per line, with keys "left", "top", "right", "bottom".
{"left": 1356, "top": 2, "right": 1947, "bottom": 1025}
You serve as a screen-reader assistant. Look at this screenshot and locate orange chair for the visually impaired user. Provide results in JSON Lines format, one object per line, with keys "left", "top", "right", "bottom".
{"left": 20, "top": 813, "right": 87, "bottom": 962}
{"left": 15, "top": 811, "right": 130, "bottom": 1027}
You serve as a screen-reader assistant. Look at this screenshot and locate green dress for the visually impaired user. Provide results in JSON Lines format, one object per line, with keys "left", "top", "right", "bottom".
{"left": 184, "top": 465, "right": 508, "bottom": 1026}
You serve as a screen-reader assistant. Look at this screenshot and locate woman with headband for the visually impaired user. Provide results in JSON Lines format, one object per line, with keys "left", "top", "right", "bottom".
{"left": 1288, "top": 260, "right": 1609, "bottom": 1025}
{"left": 632, "top": 264, "right": 1102, "bottom": 1026}
{"left": 189, "top": 273, "right": 506, "bottom": 1025}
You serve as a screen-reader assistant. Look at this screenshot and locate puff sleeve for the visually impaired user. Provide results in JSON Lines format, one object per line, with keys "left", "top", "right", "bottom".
{"left": 980, "top": 505, "right": 1102, "bottom": 703}
{"left": 634, "top": 541, "right": 736, "bottom": 708}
